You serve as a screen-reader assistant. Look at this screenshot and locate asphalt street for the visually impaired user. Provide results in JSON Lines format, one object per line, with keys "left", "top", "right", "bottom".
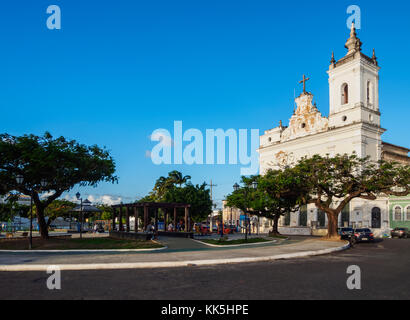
{"left": 0, "top": 238, "right": 409, "bottom": 300}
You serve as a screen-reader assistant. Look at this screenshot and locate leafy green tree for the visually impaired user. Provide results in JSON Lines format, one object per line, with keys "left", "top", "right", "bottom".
{"left": 0, "top": 132, "right": 118, "bottom": 239}
{"left": 96, "top": 204, "right": 113, "bottom": 221}
{"left": 226, "top": 176, "right": 261, "bottom": 237}
{"left": 164, "top": 183, "right": 212, "bottom": 222}
{"left": 168, "top": 170, "right": 191, "bottom": 187}
{"left": 42, "top": 199, "right": 76, "bottom": 227}
{"left": 0, "top": 198, "right": 30, "bottom": 222}
{"left": 258, "top": 169, "right": 305, "bottom": 235}
{"left": 152, "top": 171, "right": 191, "bottom": 200}
{"left": 294, "top": 153, "right": 410, "bottom": 239}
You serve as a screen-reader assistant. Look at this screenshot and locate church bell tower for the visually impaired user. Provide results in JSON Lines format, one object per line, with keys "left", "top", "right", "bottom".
{"left": 327, "top": 23, "right": 381, "bottom": 129}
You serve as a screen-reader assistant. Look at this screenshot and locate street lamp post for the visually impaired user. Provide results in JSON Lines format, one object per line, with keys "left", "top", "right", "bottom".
{"left": 251, "top": 181, "right": 258, "bottom": 236}
{"left": 76, "top": 192, "right": 83, "bottom": 239}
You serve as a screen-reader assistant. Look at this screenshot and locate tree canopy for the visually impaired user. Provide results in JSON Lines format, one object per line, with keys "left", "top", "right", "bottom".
{"left": 226, "top": 153, "right": 410, "bottom": 239}
{"left": 0, "top": 132, "right": 118, "bottom": 238}
{"left": 141, "top": 171, "right": 212, "bottom": 223}
{"left": 294, "top": 153, "right": 410, "bottom": 238}
{"left": 227, "top": 170, "right": 304, "bottom": 235}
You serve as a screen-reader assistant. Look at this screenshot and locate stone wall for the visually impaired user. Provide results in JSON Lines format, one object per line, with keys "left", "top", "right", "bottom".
{"left": 278, "top": 227, "right": 311, "bottom": 236}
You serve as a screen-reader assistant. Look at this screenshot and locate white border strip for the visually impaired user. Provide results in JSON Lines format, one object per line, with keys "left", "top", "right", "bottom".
{"left": 0, "top": 243, "right": 350, "bottom": 271}
{"left": 0, "top": 246, "right": 167, "bottom": 253}
{"left": 192, "top": 238, "right": 278, "bottom": 248}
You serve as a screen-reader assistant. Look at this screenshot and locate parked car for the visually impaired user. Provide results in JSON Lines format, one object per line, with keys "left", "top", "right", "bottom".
{"left": 391, "top": 227, "right": 410, "bottom": 239}
{"left": 339, "top": 227, "right": 354, "bottom": 240}
{"left": 353, "top": 228, "right": 375, "bottom": 243}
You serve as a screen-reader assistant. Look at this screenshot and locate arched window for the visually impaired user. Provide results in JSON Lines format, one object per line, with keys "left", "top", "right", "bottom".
{"left": 394, "top": 206, "right": 402, "bottom": 221}
{"left": 406, "top": 207, "right": 410, "bottom": 221}
{"left": 367, "top": 81, "right": 373, "bottom": 106}
{"left": 341, "top": 83, "right": 349, "bottom": 105}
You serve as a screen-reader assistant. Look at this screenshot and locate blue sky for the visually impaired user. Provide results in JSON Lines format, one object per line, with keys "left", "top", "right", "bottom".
{"left": 0, "top": 0, "right": 409, "bottom": 207}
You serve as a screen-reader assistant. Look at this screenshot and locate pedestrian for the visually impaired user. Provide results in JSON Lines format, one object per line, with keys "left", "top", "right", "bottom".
{"left": 146, "top": 222, "right": 152, "bottom": 233}
{"left": 168, "top": 222, "right": 174, "bottom": 232}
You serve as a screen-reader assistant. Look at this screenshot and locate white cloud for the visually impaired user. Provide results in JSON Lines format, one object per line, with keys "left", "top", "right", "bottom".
{"left": 63, "top": 194, "right": 124, "bottom": 206}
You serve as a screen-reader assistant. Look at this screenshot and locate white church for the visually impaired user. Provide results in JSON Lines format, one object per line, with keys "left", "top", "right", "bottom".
{"left": 257, "top": 24, "right": 410, "bottom": 237}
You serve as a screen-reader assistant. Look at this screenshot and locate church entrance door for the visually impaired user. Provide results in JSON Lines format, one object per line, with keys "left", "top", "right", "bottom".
{"left": 299, "top": 205, "right": 307, "bottom": 227}
{"left": 371, "top": 207, "right": 381, "bottom": 229}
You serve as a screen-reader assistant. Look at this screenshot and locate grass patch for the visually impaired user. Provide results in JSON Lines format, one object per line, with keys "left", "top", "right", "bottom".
{"left": 0, "top": 237, "right": 163, "bottom": 250}
{"left": 201, "top": 237, "right": 272, "bottom": 246}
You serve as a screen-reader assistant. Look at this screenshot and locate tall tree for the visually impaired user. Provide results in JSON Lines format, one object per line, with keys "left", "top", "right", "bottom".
{"left": 294, "top": 153, "right": 410, "bottom": 239}
{"left": 0, "top": 132, "right": 118, "bottom": 239}
{"left": 168, "top": 170, "right": 191, "bottom": 187}
{"left": 226, "top": 176, "right": 261, "bottom": 236}
{"left": 164, "top": 183, "right": 212, "bottom": 222}
{"left": 258, "top": 169, "right": 305, "bottom": 235}
{"left": 152, "top": 171, "right": 191, "bottom": 200}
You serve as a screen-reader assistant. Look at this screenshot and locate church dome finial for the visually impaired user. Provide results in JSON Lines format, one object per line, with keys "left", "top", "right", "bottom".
{"left": 372, "top": 48, "right": 378, "bottom": 66}
{"left": 330, "top": 51, "right": 336, "bottom": 65}
{"left": 345, "top": 22, "right": 362, "bottom": 55}
{"left": 350, "top": 22, "right": 356, "bottom": 36}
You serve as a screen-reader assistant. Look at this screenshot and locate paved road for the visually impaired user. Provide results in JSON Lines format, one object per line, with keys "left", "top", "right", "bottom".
{"left": 0, "top": 236, "right": 319, "bottom": 266}
{"left": 0, "top": 238, "right": 409, "bottom": 300}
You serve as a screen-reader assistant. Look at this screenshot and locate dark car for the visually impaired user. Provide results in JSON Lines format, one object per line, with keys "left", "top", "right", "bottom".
{"left": 391, "top": 227, "right": 410, "bottom": 239}
{"left": 339, "top": 227, "right": 354, "bottom": 240}
{"left": 353, "top": 228, "right": 375, "bottom": 243}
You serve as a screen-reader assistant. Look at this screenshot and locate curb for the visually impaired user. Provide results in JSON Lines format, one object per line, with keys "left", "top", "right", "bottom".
{"left": 0, "top": 242, "right": 350, "bottom": 272}
{"left": 192, "top": 238, "right": 278, "bottom": 248}
{"left": 0, "top": 246, "right": 168, "bottom": 254}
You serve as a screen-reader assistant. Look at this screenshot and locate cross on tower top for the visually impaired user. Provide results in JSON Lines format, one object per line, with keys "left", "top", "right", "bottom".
{"left": 299, "top": 74, "right": 310, "bottom": 94}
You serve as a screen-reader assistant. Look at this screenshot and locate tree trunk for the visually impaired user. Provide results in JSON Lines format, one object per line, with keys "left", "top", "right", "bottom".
{"left": 326, "top": 212, "right": 339, "bottom": 240}
{"left": 36, "top": 205, "right": 49, "bottom": 239}
{"left": 270, "top": 215, "right": 281, "bottom": 235}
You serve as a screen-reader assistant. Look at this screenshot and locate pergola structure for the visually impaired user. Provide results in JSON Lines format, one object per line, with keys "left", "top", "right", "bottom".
{"left": 111, "top": 202, "right": 191, "bottom": 233}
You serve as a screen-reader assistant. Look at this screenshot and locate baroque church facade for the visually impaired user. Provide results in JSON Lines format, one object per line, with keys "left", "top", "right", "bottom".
{"left": 258, "top": 24, "right": 410, "bottom": 237}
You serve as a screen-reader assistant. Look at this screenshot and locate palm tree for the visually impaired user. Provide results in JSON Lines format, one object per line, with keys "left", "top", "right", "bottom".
{"left": 168, "top": 171, "right": 191, "bottom": 187}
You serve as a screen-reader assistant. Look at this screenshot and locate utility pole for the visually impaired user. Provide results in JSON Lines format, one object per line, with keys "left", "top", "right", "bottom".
{"left": 208, "top": 180, "right": 218, "bottom": 204}
{"left": 208, "top": 180, "right": 218, "bottom": 234}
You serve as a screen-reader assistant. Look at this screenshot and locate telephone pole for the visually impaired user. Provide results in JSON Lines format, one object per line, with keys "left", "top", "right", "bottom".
{"left": 208, "top": 180, "right": 218, "bottom": 205}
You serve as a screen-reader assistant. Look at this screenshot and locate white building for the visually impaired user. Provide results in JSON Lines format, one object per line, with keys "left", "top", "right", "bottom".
{"left": 258, "top": 24, "right": 410, "bottom": 237}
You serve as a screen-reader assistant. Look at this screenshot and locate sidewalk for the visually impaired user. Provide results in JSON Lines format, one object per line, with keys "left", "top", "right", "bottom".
{"left": 0, "top": 236, "right": 349, "bottom": 271}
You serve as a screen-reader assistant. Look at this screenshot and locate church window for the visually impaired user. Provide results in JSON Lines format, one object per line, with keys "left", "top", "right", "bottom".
{"left": 406, "top": 207, "right": 410, "bottom": 221}
{"left": 394, "top": 206, "right": 402, "bottom": 221}
{"left": 341, "top": 83, "right": 349, "bottom": 105}
{"left": 342, "top": 116, "right": 347, "bottom": 122}
{"left": 299, "top": 205, "right": 307, "bottom": 227}
{"left": 284, "top": 212, "right": 290, "bottom": 226}
{"left": 367, "top": 81, "right": 373, "bottom": 106}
